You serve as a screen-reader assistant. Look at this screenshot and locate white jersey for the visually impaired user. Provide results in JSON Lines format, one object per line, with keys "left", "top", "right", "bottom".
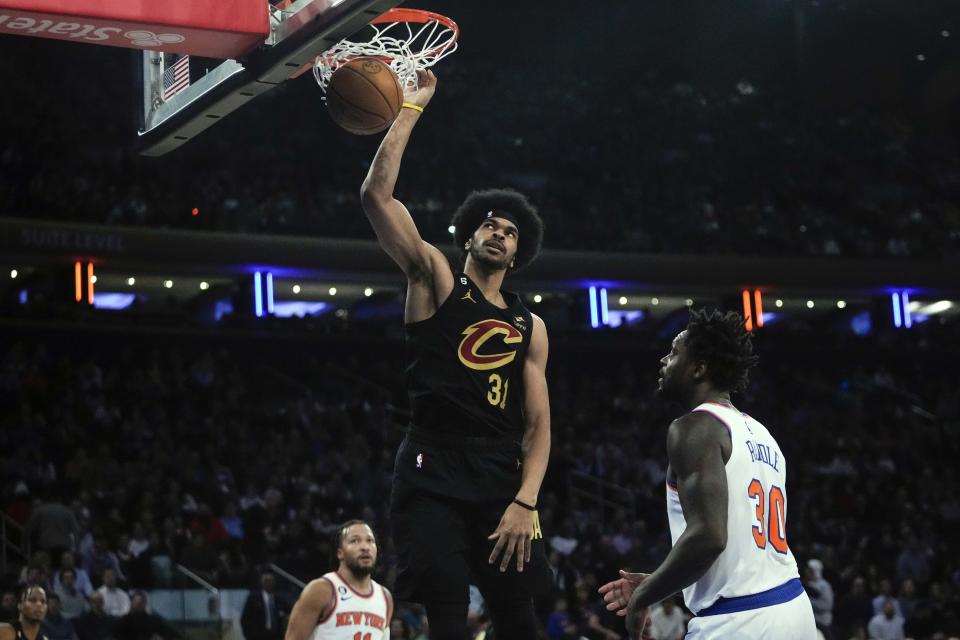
{"left": 667, "top": 402, "right": 800, "bottom": 615}
{"left": 310, "top": 572, "right": 389, "bottom": 640}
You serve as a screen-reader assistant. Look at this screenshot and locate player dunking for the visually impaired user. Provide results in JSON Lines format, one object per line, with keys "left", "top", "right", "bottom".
{"left": 360, "top": 70, "right": 553, "bottom": 639}
{"left": 285, "top": 520, "right": 392, "bottom": 640}
{"left": 599, "top": 310, "right": 816, "bottom": 639}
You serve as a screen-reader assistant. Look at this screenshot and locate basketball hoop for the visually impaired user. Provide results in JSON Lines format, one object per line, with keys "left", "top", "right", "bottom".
{"left": 312, "top": 8, "right": 458, "bottom": 95}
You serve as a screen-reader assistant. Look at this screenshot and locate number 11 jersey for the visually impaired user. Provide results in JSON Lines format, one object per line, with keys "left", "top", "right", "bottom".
{"left": 666, "top": 402, "right": 801, "bottom": 614}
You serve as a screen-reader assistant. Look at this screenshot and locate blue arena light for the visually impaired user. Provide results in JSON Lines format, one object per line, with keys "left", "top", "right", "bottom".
{"left": 902, "top": 292, "right": 912, "bottom": 328}
{"left": 93, "top": 293, "right": 136, "bottom": 310}
{"left": 254, "top": 272, "right": 263, "bottom": 318}
{"left": 851, "top": 310, "right": 872, "bottom": 336}
{"left": 891, "top": 292, "right": 901, "bottom": 328}
{"left": 588, "top": 286, "right": 599, "bottom": 329}
{"left": 600, "top": 288, "right": 609, "bottom": 326}
{"left": 273, "top": 301, "right": 329, "bottom": 318}
{"left": 266, "top": 272, "right": 275, "bottom": 314}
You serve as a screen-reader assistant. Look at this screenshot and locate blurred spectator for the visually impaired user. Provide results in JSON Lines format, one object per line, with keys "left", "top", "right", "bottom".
{"left": 40, "top": 594, "right": 78, "bottom": 640}
{"left": 834, "top": 576, "right": 872, "bottom": 639}
{"left": 83, "top": 538, "right": 123, "bottom": 587}
{"left": 648, "top": 596, "right": 685, "bottom": 640}
{"left": 872, "top": 579, "right": 902, "bottom": 619}
{"left": 804, "top": 559, "right": 834, "bottom": 639}
{"left": 0, "top": 590, "right": 17, "bottom": 623}
{"left": 19, "top": 553, "right": 53, "bottom": 592}
{"left": 112, "top": 592, "right": 179, "bottom": 640}
{"left": 54, "top": 569, "right": 88, "bottom": 620}
{"left": 54, "top": 553, "right": 93, "bottom": 598}
{"left": 895, "top": 536, "right": 931, "bottom": 586}
{"left": 898, "top": 579, "right": 919, "bottom": 622}
{"left": 25, "top": 490, "right": 78, "bottom": 559}
{"left": 867, "top": 598, "right": 905, "bottom": 640}
{"left": 219, "top": 503, "right": 244, "bottom": 541}
{"left": 388, "top": 617, "right": 413, "bottom": 639}
{"left": 545, "top": 597, "right": 573, "bottom": 640}
{"left": 240, "top": 572, "right": 285, "bottom": 640}
{"left": 550, "top": 520, "right": 579, "bottom": 557}
{"left": 73, "top": 592, "right": 116, "bottom": 640}
{"left": 95, "top": 570, "right": 129, "bottom": 618}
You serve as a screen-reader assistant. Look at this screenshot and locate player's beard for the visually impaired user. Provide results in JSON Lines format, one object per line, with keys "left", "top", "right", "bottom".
{"left": 469, "top": 242, "right": 512, "bottom": 272}
{"left": 345, "top": 557, "right": 375, "bottom": 578}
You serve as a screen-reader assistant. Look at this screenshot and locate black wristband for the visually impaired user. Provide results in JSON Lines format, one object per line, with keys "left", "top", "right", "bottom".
{"left": 512, "top": 498, "right": 536, "bottom": 511}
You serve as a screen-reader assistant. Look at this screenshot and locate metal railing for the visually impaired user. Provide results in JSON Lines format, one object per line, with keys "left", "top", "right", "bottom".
{"left": 267, "top": 563, "right": 306, "bottom": 590}
{"left": 568, "top": 470, "right": 637, "bottom": 523}
{"left": 171, "top": 564, "right": 222, "bottom": 640}
{"left": 1, "top": 513, "right": 30, "bottom": 574}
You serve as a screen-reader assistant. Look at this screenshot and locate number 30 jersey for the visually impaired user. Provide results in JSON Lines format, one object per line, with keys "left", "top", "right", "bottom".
{"left": 405, "top": 272, "right": 532, "bottom": 439}
{"left": 666, "top": 402, "right": 801, "bottom": 614}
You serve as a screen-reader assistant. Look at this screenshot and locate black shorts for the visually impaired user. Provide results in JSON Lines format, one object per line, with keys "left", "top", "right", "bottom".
{"left": 389, "top": 432, "right": 553, "bottom": 604}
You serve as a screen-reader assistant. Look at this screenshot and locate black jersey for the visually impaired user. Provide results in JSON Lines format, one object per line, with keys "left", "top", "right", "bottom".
{"left": 405, "top": 272, "right": 533, "bottom": 439}
{"left": 11, "top": 622, "right": 47, "bottom": 640}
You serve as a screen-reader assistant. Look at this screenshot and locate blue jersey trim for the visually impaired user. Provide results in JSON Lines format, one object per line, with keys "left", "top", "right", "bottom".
{"left": 696, "top": 578, "right": 803, "bottom": 617}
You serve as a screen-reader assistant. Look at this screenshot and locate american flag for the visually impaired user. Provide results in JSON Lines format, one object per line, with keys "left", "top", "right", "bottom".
{"left": 161, "top": 54, "right": 190, "bottom": 101}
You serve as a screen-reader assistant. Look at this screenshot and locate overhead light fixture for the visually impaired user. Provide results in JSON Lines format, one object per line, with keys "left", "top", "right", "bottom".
{"left": 292, "top": 284, "right": 301, "bottom": 294}
{"left": 10, "top": 269, "right": 17, "bottom": 279}
{"left": 920, "top": 300, "right": 952, "bottom": 315}
{"left": 775, "top": 299, "right": 783, "bottom": 308}
{"left": 651, "top": 297, "right": 659, "bottom": 305}
{"left": 448, "top": 225, "right": 456, "bottom": 234}
{"left": 364, "top": 287, "right": 374, "bottom": 297}
{"left": 127, "top": 277, "right": 136, "bottom": 286}
{"left": 199, "top": 281, "right": 210, "bottom": 290}
{"left": 837, "top": 300, "right": 846, "bottom": 309}
{"left": 685, "top": 298, "right": 693, "bottom": 306}
{"left": 90, "top": 275, "right": 98, "bottom": 284}
{"left": 619, "top": 296, "right": 628, "bottom": 305}
{"left": 806, "top": 300, "right": 815, "bottom": 309}
{"left": 328, "top": 287, "right": 337, "bottom": 296}
{"left": 533, "top": 294, "right": 542, "bottom": 303}
{"left": 163, "top": 280, "right": 174, "bottom": 289}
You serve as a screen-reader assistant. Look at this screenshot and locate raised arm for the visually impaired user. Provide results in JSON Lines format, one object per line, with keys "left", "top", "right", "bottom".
{"left": 284, "top": 579, "right": 335, "bottom": 640}
{"left": 360, "top": 70, "right": 441, "bottom": 279}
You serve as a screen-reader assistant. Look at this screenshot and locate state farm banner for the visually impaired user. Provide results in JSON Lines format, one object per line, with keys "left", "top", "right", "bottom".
{"left": 0, "top": 0, "right": 269, "bottom": 58}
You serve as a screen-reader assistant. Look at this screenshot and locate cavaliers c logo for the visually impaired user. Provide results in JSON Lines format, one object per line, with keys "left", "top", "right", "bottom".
{"left": 458, "top": 319, "right": 523, "bottom": 371}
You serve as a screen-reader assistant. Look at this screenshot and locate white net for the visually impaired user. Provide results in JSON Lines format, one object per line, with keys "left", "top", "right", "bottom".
{"left": 313, "top": 12, "right": 458, "bottom": 96}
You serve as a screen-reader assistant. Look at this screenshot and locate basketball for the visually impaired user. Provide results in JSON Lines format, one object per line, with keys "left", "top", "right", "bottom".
{"left": 326, "top": 57, "right": 403, "bottom": 135}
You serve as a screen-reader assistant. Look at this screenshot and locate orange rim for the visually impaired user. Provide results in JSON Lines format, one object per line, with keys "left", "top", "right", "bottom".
{"left": 292, "top": 8, "right": 458, "bottom": 80}
{"left": 372, "top": 8, "right": 459, "bottom": 36}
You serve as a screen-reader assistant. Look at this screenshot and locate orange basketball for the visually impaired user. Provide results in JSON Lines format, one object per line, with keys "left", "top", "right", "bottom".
{"left": 326, "top": 57, "right": 403, "bottom": 135}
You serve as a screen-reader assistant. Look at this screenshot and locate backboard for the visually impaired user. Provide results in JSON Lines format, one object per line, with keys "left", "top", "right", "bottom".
{"left": 137, "top": 0, "right": 401, "bottom": 156}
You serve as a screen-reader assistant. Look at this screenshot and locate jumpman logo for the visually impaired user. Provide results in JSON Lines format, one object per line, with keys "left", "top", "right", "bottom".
{"left": 461, "top": 289, "right": 477, "bottom": 304}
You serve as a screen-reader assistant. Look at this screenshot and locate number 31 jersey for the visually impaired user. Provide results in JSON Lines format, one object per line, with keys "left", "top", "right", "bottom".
{"left": 405, "top": 272, "right": 532, "bottom": 439}
{"left": 666, "top": 402, "right": 801, "bottom": 614}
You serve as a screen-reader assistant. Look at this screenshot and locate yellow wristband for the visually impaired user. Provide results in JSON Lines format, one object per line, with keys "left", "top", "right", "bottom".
{"left": 402, "top": 102, "right": 424, "bottom": 113}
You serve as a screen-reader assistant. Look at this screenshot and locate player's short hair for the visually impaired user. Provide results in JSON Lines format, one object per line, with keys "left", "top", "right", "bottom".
{"left": 329, "top": 519, "right": 374, "bottom": 568}
{"left": 19, "top": 584, "right": 45, "bottom": 603}
{"left": 684, "top": 309, "right": 760, "bottom": 393}
{"left": 450, "top": 188, "right": 544, "bottom": 272}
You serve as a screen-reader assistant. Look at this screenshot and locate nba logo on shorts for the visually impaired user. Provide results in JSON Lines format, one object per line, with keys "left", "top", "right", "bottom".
{"left": 416, "top": 452, "right": 423, "bottom": 469}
